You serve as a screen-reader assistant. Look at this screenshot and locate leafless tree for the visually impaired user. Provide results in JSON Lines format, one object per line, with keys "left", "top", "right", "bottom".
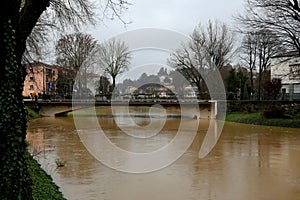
{"left": 256, "top": 30, "right": 284, "bottom": 99}
{"left": 240, "top": 29, "right": 283, "bottom": 100}
{"left": 236, "top": 0, "right": 300, "bottom": 55}
{"left": 168, "top": 20, "right": 235, "bottom": 97}
{"left": 98, "top": 38, "right": 131, "bottom": 90}
{"left": 240, "top": 32, "right": 258, "bottom": 89}
{"left": 56, "top": 33, "right": 98, "bottom": 97}
{"left": 168, "top": 43, "right": 204, "bottom": 95}
{"left": 193, "top": 21, "right": 235, "bottom": 68}
{"left": 23, "top": 0, "right": 131, "bottom": 62}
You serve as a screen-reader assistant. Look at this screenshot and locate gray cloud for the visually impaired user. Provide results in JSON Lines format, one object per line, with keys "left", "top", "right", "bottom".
{"left": 88, "top": 0, "right": 244, "bottom": 41}
{"left": 86, "top": 0, "right": 244, "bottom": 82}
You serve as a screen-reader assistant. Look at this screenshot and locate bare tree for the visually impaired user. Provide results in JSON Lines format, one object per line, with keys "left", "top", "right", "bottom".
{"left": 168, "top": 44, "right": 203, "bottom": 95}
{"left": 193, "top": 21, "right": 235, "bottom": 69}
{"left": 0, "top": 0, "right": 130, "bottom": 199}
{"left": 56, "top": 33, "right": 98, "bottom": 97}
{"left": 168, "top": 20, "right": 235, "bottom": 97}
{"left": 241, "top": 31, "right": 282, "bottom": 100}
{"left": 240, "top": 32, "right": 259, "bottom": 90}
{"left": 96, "top": 75, "right": 112, "bottom": 99}
{"left": 255, "top": 30, "right": 283, "bottom": 100}
{"left": 236, "top": 0, "right": 300, "bottom": 55}
{"left": 240, "top": 30, "right": 283, "bottom": 95}
{"left": 24, "top": 0, "right": 131, "bottom": 62}
{"left": 98, "top": 38, "right": 131, "bottom": 91}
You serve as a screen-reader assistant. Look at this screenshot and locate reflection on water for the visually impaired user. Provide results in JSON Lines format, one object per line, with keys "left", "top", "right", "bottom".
{"left": 27, "top": 107, "right": 300, "bottom": 200}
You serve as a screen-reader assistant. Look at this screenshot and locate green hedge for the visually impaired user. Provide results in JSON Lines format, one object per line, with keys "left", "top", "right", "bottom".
{"left": 226, "top": 112, "right": 300, "bottom": 128}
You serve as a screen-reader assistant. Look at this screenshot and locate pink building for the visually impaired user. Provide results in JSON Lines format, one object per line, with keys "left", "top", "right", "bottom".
{"left": 23, "top": 62, "right": 72, "bottom": 97}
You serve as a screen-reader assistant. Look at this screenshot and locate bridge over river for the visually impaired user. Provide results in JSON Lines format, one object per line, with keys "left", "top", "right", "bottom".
{"left": 24, "top": 100, "right": 221, "bottom": 119}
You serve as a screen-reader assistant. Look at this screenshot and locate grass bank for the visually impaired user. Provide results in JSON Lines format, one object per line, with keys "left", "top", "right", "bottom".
{"left": 226, "top": 112, "right": 300, "bottom": 128}
{"left": 27, "top": 155, "right": 66, "bottom": 200}
{"left": 26, "top": 107, "right": 66, "bottom": 200}
{"left": 27, "top": 106, "right": 39, "bottom": 120}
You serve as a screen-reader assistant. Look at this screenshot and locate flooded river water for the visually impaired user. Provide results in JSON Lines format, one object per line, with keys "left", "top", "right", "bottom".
{"left": 27, "top": 106, "right": 300, "bottom": 200}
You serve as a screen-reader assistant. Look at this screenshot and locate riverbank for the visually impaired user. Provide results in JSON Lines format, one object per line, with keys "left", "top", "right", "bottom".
{"left": 27, "top": 155, "right": 66, "bottom": 200}
{"left": 26, "top": 107, "right": 66, "bottom": 199}
{"left": 226, "top": 112, "right": 300, "bottom": 128}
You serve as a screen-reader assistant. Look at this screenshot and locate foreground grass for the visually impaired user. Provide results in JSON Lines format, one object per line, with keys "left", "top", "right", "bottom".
{"left": 27, "top": 156, "right": 66, "bottom": 200}
{"left": 226, "top": 112, "right": 300, "bottom": 128}
{"left": 26, "top": 107, "right": 66, "bottom": 200}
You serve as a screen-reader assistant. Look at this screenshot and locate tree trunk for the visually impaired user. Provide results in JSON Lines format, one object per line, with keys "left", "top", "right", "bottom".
{"left": 0, "top": 0, "right": 49, "bottom": 198}
{"left": 112, "top": 76, "right": 116, "bottom": 92}
{"left": 0, "top": 19, "right": 32, "bottom": 199}
{"left": 250, "top": 68, "right": 254, "bottom": 90}
{"left": 258, "top": 68, "right": 263, "bottom": 101}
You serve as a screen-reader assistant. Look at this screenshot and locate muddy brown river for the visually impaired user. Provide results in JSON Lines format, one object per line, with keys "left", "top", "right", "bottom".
{"left": 27, "top": 107, "right": 300, "bottom": 200}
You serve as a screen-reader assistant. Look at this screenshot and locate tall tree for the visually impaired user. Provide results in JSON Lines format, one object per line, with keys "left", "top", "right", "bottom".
{"left": 56, "top": 33, "right": 98, "bottom": 97}
{"left": 193, "top": 20, "right": 235, "bottom": 69}
{"left": 98, "top": 38, "right": 132, "bottom": 91}
{"left": 0, "top": 0, "right": 130, "bottom": 199}
{"left": 226, "top": 68, "right": 239, "bottom": 99}
{"left": 236, "top": 69, "right": 250, "bottom": 100}
{"left": 96, "top": 75, "right": 112, "bottom": 99}
{"left": 168, "top": 44, "right": 203, "bottom": 95}
{"left": 240, "top": 32, "right": 259, "bottom": 90}
{"left": 256, "top": 30, "right": 282, "bottom": 100}
{"left": 240, "top": 30, "right": 283, "bottom": 100}
{"left": 56, "top": 70, "right": 72, "bottom": 97}
{"left": 236, "top": 0, "right": 300, "bottom": 55}
{"left": 168, "top": 20, "right": 235, "bottom": 97}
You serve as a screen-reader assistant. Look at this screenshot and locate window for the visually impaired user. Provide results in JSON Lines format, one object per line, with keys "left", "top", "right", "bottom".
{"left": 294, "top": 84, "right": 300, "bottom": 94}
{"left": 30, "top": 77, "right": 34, "bottom": 82}
{"left": 289, "top": 64, "right": 300, "bottom": 80}
{"left": 29, "top": 85, "right": 34, "bottom": 90}
{"left": 46, "top": 68, "right": 52, "bottom": 76}
{"left": 29, "top": 68, "right": 34, "bottom": 73}
{"left": 282, "top": 85, "right": 289, "bottom": 93}
{"left": 282, "top": 88, "right": 286, "bottom": 94}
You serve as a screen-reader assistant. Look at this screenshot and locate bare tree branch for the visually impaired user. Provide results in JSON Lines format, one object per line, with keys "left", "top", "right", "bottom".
{"left": 98, "top": 38, "right": 132, "bottom": 89}
{"left": 168, "top": 20, "right": 236, "bottom": 96}
{"left": 56, "top": 32, "right": 98, "bottom": 97}
{"left": 235, "top": 0, "right": 300, "bottom": 54}
{"left": 20, "top": 0, "right": 131, "bottom": 62}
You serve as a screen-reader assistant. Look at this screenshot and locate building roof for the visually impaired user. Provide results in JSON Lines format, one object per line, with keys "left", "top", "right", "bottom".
{"left": 271, "top": 51, "right": 300, "bottom": 58}
{"left": 23, "top": 61, "right": 73, "bottom": 72}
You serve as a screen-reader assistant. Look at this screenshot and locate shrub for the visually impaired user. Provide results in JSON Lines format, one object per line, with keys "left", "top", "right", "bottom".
{"left": 263, "top": 106, "right": 285, "bottom": 119}
{"left": 283, "top": 104, "right": 300, "bottom": 119}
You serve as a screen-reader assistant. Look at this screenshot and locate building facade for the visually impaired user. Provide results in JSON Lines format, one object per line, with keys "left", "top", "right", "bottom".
{"left": 23, "top": 62, "right": 72, "bottom": 98}
{"left": 270, "top": 52, "right": 300, "bottom": 100}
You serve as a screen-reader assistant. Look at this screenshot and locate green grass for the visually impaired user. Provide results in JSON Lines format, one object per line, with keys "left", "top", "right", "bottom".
{"left": 26, "top": 106, "right": 39, "bottom": 120}
{"left": 226, "top": 112, "right": 262, "bottom": 123}
{"left": 226, "top": 112, "right": 300, "bottom": 128}
{"left": 27, "top": 155, "right": 66, "bottom": 200}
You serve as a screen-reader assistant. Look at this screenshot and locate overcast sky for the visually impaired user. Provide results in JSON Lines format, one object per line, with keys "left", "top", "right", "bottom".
{"left": 89, "top": 0, "right": 245, "bottom": 40}
{"left": 85, "top": 0, "right": 246, "bottom": 82}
